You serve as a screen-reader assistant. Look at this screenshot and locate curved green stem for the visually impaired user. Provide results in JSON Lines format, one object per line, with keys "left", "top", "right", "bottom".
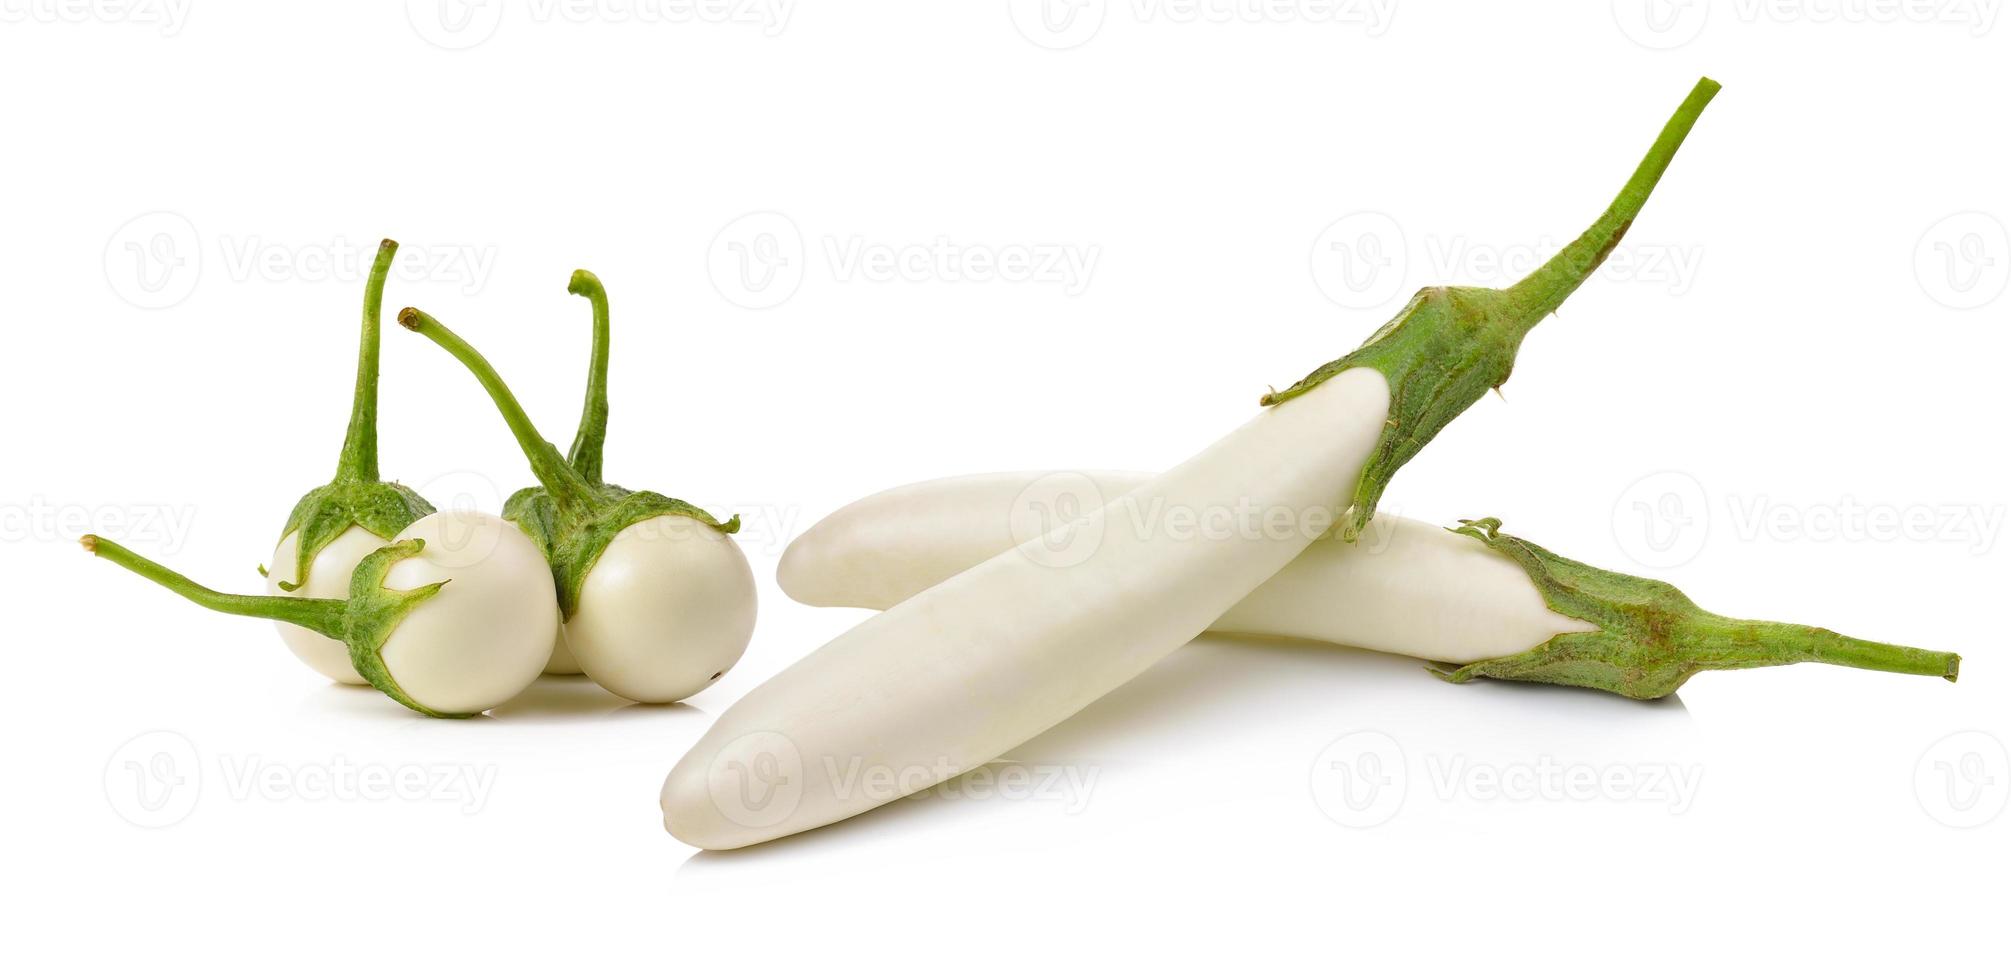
{"left": 398, "top": 307, "right": 599, "bottom": 510}
{"left": 334, "top": 239, "right": 400, "bottom": 483}
{"left": 82, "top": 535, "right": 346, "bottom": 637}
{"left": 564, "top": 270, "right": 611, "bottom": 486}
{"left": 1504, "top": 77, "right": 1719, "bottom": 319}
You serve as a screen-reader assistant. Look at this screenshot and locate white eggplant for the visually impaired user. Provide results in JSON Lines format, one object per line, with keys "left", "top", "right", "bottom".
{"left": 664, "top": 79, "right": 1727, "bottom": 848}
{"left": 263, "top": 239, "right": 436, "bottom": 684}
{"left": 783, "top": 470, "right": 1958, "bottom": 689}
{"left": 401, "top": 277, "right": 754, "bottom": 706}
{"left": 779, "top": 471, "right": 1589, "bottom": 663}
{"left": 87, "top": 510, "right": 557, "bottom": 718}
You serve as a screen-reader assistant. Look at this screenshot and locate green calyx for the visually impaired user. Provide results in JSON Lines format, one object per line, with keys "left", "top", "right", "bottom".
{"left": 81, "top": 534, "right": 463, "bottom": 718}
{"left": 276, "top": 238, "right": 435, "bottom": 589}
{"left": 1429, "top": 518, "right": 1962, "bottom": 700}
{"left": 1264, "top": 77, "right": 1721, "bottom": 541}
{"left": 399, "top": 277, "right": 736, "bottom": 620}
{"left": 339, "top": 538, "right": 460, "bottom": 718}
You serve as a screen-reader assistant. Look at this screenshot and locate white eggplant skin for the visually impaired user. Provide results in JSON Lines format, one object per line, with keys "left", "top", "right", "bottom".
{"left": 543, "top": 628, "right": 583, "bottom": 674}
{"left": 513, "top": 514, "right": 582, "bottom": 677}
{"left": 779, "top": 472, "right": 1590, "bottom": 664}
{"left": 564, "top": 514, "right": 758, "bottom": 704}
{"left": 664, "top": 368, "right": 1392, "bottom": 849}
{"left": 777, "top": 470, "right": 1154, "bottom": 612}
{"left": 378, "top": 510, "right": 557, "bottom": 716}
{"left": 266, "top": 525, "right": 391, "bottom": 685}
{"left": 543, "top": 629, "right": 583, "bottom": 674}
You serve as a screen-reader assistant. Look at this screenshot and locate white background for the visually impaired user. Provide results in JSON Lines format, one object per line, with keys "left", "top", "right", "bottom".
{"left": 3, "top": 1, "right": 2007, "bottom": 975}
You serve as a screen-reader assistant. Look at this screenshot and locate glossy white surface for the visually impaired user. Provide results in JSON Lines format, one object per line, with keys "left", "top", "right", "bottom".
{"left": 781, "top": 470, "right": 1591, "bottom": 663}
{"left": 378, "top": 511, "right": 559, "bottom": 715}
{"left": 664, "top": 368, "right": 1392, "bottom": 848}
{"left": 565, "top": 514, "right": 758, "bottom": 704}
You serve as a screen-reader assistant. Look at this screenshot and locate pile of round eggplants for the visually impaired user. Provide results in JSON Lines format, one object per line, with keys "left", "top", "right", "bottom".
{"left": 84, "top": 241, "right": 756, "bottom": 717}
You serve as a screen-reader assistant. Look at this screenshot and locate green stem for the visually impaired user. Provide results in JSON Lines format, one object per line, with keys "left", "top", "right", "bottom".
{"left": 82, "top": 535, "right": 347, "bottom": 638}
{"left": 1504, "top": 77, "right": 1720, "bottom": 320}
{"left": 398, "top": 306, "right": 600, "bottom": 510}
{"left": 1691, "top": 615, "right": 1961, "bottom": 681}
{"left": 564, "top": 270, "right": 610, "bottom": 486}
{"left": 334, "top": 239, "right": 400, "bottom": 483}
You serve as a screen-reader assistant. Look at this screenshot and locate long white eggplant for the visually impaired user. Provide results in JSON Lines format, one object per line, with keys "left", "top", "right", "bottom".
{"left": 664, "top": 79, "right": 1722, "bottom": 849}
{"left": 780, "top": 471, "right": 1590, "bottom": 662}
{"left": 781, "top": 470, "right": 1960, "bottom": 691}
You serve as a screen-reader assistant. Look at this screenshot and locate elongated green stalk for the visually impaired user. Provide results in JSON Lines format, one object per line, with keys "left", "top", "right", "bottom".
{"left": 1433, "top": 518, "right": 1961, "bottom": 698}
{"left": 1262, "top": 77, "right": 1721, "bottom": 541}
{"left": 334, "top": 240, "right": 400, "bottom": 482}
{"left": 565, "top": 270, "right": 611, "bottom": 487}
{"left": 1688, "top": 615, "right": 1959, "bottom": 678}
{"left": 514, "top": 271, "right": 616, "bottom": 498}
{"left": 83, "top": 535, "right": 347, "bottom": 637}
{"left": 275, "top": 238, "right": 434, "bottom": 591}
{"left": 1503, "top": 78, "right": 1720, "bottom": 320}
{"left": 398, "top": 307, "right": 601, "bottom": 513}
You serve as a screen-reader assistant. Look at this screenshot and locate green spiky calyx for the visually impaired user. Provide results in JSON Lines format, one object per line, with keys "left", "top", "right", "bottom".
{"left": 400, "top": 279, "right": 736, "bottom": 621}
{"left": 1429, "top": 518, "right": 1962, "bottom": 699}
{"left": 277, "top": 480, "right": 434, "bottom": 589}
{"left": 1264, "top": 78, "right": 1720, "bottom": 541}
{"left": 276, "top": 238, "right": 435, "bottom": 590}
{"left": 81, "top": 534, "right": 463, "bottom": 718}
{"left": 340, "top": 538, "right": 461, "bottom": 718}
{"left": 505, "top": 482, "right": 737, "bottom": 617}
